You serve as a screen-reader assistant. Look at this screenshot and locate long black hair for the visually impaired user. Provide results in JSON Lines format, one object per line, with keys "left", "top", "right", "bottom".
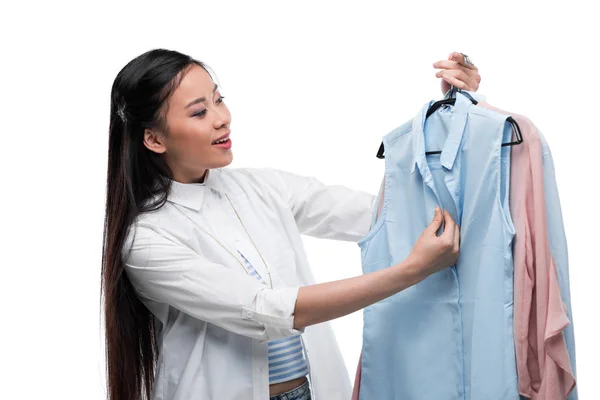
{"left": 100, "top": 49, "right": 210, "bottom": 400}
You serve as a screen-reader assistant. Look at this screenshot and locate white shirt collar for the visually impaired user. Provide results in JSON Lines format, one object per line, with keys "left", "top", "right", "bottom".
{"left": 167, "top": 168, "right": 224, "bottom": 211}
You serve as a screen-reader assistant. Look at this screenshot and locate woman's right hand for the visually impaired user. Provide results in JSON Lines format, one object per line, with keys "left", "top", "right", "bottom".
{"left": 404, "top": 207, "right": 460, "bottom": 281}
{"left": 293, "top": 207, "right": 460, "bottom": 331}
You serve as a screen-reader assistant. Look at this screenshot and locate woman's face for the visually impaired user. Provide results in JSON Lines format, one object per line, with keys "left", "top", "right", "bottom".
{"left": 143, "top": 64, "right": 232, "bottom": 183}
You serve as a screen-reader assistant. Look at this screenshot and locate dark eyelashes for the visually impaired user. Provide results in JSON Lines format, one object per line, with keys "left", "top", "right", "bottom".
{"left": 192, "top": 96, "right": 225, "bottom": 118}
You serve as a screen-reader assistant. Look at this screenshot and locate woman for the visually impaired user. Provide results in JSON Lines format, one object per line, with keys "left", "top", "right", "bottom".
{"left": 101, "top": 48, "right": 481, "bottom": 400}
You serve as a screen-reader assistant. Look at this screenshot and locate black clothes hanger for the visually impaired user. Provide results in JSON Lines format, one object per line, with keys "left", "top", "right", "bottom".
{"left": 375, "top": 87, "right": 524, "bottom": 158}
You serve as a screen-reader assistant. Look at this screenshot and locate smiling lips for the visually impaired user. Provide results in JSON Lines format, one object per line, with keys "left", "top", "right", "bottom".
{"left": 212, "top": 133, "right": 232, "bottom": 150}
{"left": 211, "top": 133, "right": 230, "bottom": 145}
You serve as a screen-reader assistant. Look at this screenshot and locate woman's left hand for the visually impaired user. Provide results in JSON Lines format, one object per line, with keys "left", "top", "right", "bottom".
{"left": 434, "top": 52, "right": 481, "bottom": 94}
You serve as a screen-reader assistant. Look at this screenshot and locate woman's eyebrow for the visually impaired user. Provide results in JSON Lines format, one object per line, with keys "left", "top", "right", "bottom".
{"left": 185, "top": 83, "right": 219, "bottom": 109}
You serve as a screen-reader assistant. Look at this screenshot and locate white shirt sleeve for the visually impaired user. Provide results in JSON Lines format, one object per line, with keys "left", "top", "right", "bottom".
{"left": 243, "top": 167, "right": 377, "bottom": 242}
{"left": 122, "top": 222, "right": 304, "bottom": 342}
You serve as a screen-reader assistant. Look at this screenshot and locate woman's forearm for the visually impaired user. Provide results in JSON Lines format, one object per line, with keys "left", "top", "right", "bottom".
{"left": 293, "top": 258, "right": 423, "bottom": 330}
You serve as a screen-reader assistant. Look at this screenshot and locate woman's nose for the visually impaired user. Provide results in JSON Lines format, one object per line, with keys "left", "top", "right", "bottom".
{"left": 213, "top": 107, "right": 231, "bottom": 129}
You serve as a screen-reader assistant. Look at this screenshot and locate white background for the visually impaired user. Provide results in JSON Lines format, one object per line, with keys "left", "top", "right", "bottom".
{"left": 1, "top": 1, "right": 598, "bottom": 398}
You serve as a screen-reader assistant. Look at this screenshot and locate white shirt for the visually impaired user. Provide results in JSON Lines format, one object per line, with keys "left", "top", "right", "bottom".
{"left": 122, "top": 167, "right": 377, "bottom": 400}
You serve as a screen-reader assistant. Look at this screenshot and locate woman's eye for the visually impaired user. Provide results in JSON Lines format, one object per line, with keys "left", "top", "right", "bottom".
{"left": 192, "top": 97, "right": 224, "bottom": 117}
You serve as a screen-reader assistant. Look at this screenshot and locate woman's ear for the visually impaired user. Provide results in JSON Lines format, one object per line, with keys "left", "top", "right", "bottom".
{"left": 143, "top": 128, "right": 167, "bottom": 154}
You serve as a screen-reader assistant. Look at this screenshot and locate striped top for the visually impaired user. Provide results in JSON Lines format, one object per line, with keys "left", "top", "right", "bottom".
{"left": 237, "top": 250, "right": 309, "bottom": 384}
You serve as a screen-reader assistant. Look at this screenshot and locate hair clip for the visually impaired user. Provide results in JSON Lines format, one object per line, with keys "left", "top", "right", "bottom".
{"left": 117, "top": 105, "right": 127, "bottom": 122}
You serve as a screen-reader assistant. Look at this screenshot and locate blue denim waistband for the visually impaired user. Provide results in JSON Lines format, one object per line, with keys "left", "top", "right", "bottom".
{"left": 269, "top": 379, "right": 311, "bottom": 400}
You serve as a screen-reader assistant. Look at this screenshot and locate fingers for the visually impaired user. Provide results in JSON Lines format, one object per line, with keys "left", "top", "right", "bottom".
{"left": 441, "top": 209, "right": 456, "bottom": 241}
{"left": 435, "top": 67, "right": 469, "bottom": 82}
{"left": 433, "top": 52, "right": 481, "bottom": 92}
{"left": 449, "top": 52, "right": 478, "bottom": 71}
{"left": 427, "top": 207, "right": 444, "bottom": 234}
{"left": 433, "top": 60, "right": 479, "bottom": 82}
{"left": 434, "top": 65, "right": 480, "bottom": 92}
{"left": 439, "top": 70, "right": 480, "bottom": 92}
{"left": 433, "top": 59, "right": 475, "bottom": 72}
